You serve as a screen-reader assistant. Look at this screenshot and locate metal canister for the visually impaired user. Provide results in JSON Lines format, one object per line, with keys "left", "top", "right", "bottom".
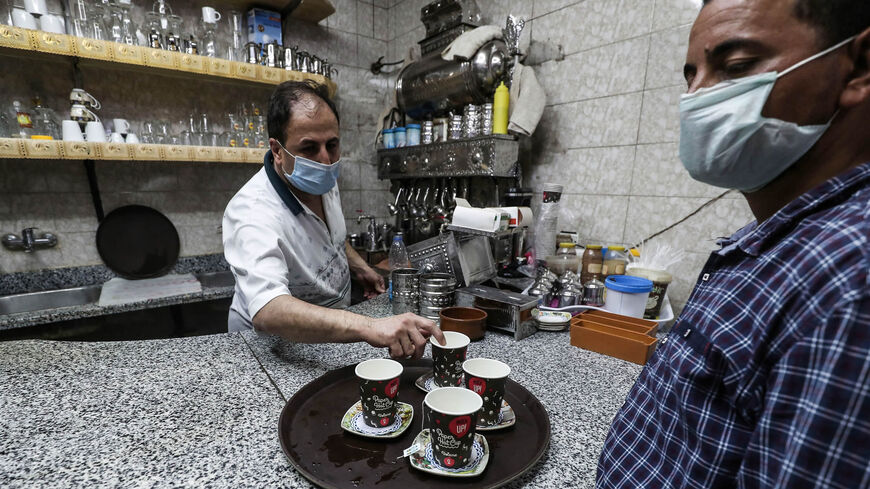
{"left": 462, "top": 104, "right": 481, "bottom": 138}
{"left": 245, "top": 42, "right": 261, "bottom": 64}
{"left": 323, "top": 60, "right": 333, "bottom": 79}
{"left": 311, "top": 56, "right": 323, "bottom": 75}
{"left": 421, "top": 120, "right": 434, "bottom": 144}
{"left": 265, "top": 41, "right": 283, "bottom": 68}
{"left": 449, "top": 114, "right": 463, "bottom": 140}
{"left": 283, "top": 45, "right": 298, "bottom": 70}
{"left": 558, "top": 287, "right": 581, "bottom": 308}
{"left": 582, "top": 279, "right": 605, "bottom": 307}
{"left": 481, "top": 103, "right": 493, "bottom": 135}
{"left": 392, "top": 268, "right": 420, "bottom": 315}
{"left": 418, "top": 272, "right": 457, "bottom": 321}
{"left": 297, "top": 51, "right": 311, "bottom": 73}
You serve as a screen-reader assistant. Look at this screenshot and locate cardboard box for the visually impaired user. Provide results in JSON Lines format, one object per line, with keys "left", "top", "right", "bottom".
{"left": 247, "top": 8, "right": 282, "bottom": 46}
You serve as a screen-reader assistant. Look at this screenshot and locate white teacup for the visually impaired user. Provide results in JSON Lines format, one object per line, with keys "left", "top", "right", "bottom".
{"left": 124, "top": 133, "right": 139, "bottom": 144}
{"left": 113, "top": 118, "right": 131, "bottom": 135}
{"left": 39, "top": 14, "right": 65, "bottom": 34}
{"left": 109, "top": 132, "right": 125, "bottom": 143}
{"left": 70, "top": 89, "right": 100, "bottom": 110}
{"left": 201, "top": 6, "right": 221, "bottom": 24}
{"left": 69, "top": 104, "right": 99, "bottom": 123}
{"left": 11, "top": 8, "right": 38, "bottom": 29}
{"left": 61, "top": 120, "right": 84, "bottom": 142}
{"left": 84, "top": 121, "right": 107, "bottom": 142}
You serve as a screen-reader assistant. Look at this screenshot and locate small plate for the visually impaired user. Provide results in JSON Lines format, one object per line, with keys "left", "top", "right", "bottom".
{"left": 415, "top": 371, "right": 437, "bottom": 392}
{"left": 477, "top": 399, "right": 517, "bottom": 431}
{"left": 408, "top": 428, "right": 489, "bottom": 477}
{"left": 340, "top": 400, "right": 414, "bottom": 439}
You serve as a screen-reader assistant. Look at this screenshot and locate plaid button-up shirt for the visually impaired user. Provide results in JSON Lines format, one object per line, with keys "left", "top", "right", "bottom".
{"left": 597, "top": 162, "right": 870, "bottom": 489}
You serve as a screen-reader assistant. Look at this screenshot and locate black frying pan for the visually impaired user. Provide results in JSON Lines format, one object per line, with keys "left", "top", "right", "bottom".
{"left": 96, "top": 205, "right": 180, "bottom": 279}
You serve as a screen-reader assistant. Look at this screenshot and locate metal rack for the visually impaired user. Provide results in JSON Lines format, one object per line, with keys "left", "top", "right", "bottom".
{"left": 376, "top": 134, "right": 519, "bottom": 179}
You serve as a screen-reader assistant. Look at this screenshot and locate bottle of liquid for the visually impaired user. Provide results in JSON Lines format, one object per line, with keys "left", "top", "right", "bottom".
{"left": 388, "top": 233, "right": 411, "bottom": 301}
{"left": 11, "top": 100, "right": 33, "bottom": 139}
{"left": 602, "top": 245, "right": 628, "bottom": 278}
{"left": 492, "top": 81, "right": 509, "bottom": 134}
{"left": 532, "top": 183, "right": 562, "bottom": 266}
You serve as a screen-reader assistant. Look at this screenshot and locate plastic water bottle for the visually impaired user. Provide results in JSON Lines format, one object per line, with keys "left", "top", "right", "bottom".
{"left": 388, "top": 233, "right": 411, "bottom": 301}
{"left": 532, "top": 183, "right": 563, "bottom": 267}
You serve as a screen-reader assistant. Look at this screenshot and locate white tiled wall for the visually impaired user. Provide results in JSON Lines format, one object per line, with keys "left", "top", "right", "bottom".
{"left": 384, "top": 0, "right": 755, "bottom": 314}
{"left": 0, "top": 0, "right": 393, "bottom": 275}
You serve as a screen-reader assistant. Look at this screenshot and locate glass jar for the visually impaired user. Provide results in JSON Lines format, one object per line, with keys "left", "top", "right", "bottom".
{"left": 580, "top": 244, "right": 603, "bottom": 285}
{"left": 602, "top": 245, "right": 628, "bottom": 278}
{"left": 556, "top": 242, "right": 577, "bottom": 256}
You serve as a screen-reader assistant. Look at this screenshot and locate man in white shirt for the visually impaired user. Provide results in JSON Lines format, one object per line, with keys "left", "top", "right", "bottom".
{"left": 223, "top": 81, "right": 443, "bottom": 358}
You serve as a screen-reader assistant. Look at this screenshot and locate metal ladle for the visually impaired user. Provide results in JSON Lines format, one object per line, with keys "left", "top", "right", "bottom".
{"left": 388, "top": 185, "right": 405, "bottom": 216}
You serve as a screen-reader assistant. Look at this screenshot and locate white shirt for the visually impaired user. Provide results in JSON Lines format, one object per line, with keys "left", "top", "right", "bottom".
{"left": 222, "top": 153, "right": 350, "bottom": 332}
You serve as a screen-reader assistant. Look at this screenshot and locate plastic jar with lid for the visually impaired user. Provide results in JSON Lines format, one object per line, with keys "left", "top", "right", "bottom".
{"left": 603, "top": 245, "right": 628, "bottom": 278}
{"left": 382, "top": 128, "right": 395, "bottom": 149}
{"left": 556, "top": 242, "right": 577, "bottom": 256}
{"left": 580, "top": 244, "right": 604, "bottom": 285}
{"left": 406, "top": 123, "right": 421, "bottom": 146}
{"left": 394, "top": 127, "right": 407, "bottom": 147}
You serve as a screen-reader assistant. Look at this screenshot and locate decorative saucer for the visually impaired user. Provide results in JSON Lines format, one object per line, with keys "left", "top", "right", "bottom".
{"left": 408, "top": 429, "right": 489, "bottom": 477}
{"left": 477, "top": 399, "right": 517, "bottom": 431}
{"left": 340, "top": 400, "right": 414, "bottom": 439}
{"left": 415, "top": 372, "right": 437, "bottom": 392}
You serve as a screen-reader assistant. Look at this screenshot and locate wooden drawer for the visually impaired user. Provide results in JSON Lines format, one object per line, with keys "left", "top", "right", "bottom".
{"left": 112, "top": 43, "right": 144, "bottom": 64}
{"left": 164, "top": 144, "right": 193, "bottom": 161}
{"left": 30, "top": 31, "right": 74, "bottom": 55}
{"left": 23, "top": 139, "right": 62, "bottom": 159}
{"left": 261, "top": 66, "right": 284, "bottom": 84}
{"left": 191, "top": 145, "right": 219, "bottom": 161}
{"left": 0, "top": 138, "right": 24, "bottom": 158}
{"left": 143, "top": 47, "right": 177, "bottom": 69}
{"left": 233, "top": 62, "right": 260, "bottom": 81}
{"left": 130, "top": 143, "right": 163, "bottom": 160}
{"left": 61, "top": 141, "right": 92, "bottom": 159}
{"left": 207, "top": 57, "right": 232, "bottom": 77}
{"left": 219, "top": 147, "right": 247, "bottom": 163}
{"left": 95, "top": 142, "right": 131, "bottom": 160}
{"left": 178, "top": 53, "right": 206, "bottom": 74}
{"left": 74, "top": 37, "right": 112, "bottom": 60}
{"left": 0, "top": 25, "right": 31, "bottom": 50}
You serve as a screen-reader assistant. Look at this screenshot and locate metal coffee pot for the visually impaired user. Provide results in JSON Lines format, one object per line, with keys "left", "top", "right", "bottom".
{"left": 283, "top": 45, "right": 298, "bottom": 71}
{"left": 296, "top": 51, "right": 311, "bottom": 73}
{"left": 265, "top": 41, "right": 283, "bottom": 68}
{"left": 244, "top": 42, "right": 261, "bottom": 64}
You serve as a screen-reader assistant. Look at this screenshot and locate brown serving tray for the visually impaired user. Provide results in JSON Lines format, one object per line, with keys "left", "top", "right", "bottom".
{"left": 575, "top": 309, "right": 659, "bottom": 336}
{"left": 570, "top": 320, "right": 658, "bottom": 365}
{"left": 278, "top": 359, "right": 550, "bottom": 488}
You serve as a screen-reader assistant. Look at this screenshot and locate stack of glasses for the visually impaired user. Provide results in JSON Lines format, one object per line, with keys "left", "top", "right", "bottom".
{"left": 391, "top": 268, "right": 420, "bottom": 315}
{"left": 418, "top": 273, "right": 457, "bottom": 321}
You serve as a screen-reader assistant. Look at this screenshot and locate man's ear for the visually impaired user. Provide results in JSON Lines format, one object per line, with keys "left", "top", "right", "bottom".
{"left": 841, "top": 27, "right": 870, "bottom": 108}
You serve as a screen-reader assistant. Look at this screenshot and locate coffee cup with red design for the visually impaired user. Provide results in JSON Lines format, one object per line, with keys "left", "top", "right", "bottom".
{"left": 430, "top": 331, "right": 470, "bottom": 387}
{"left": 355, "top": 358, "right": 403, "bottom": 428}
{"left": 462, "top": 358, "right": 511, "bottom": 426}
{"left": 423, "top": 387, "right": 483, "bottom": 469}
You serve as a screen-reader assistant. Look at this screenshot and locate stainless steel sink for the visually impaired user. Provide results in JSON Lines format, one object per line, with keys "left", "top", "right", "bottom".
{"left": 0, "top": 285, "right": 102, "bottom": 315}
{"left": 0, "top": 271, "right": 235, "bottom": 316}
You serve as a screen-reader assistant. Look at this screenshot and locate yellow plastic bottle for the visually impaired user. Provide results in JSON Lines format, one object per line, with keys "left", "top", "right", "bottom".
{"left": 492, "top": 81, "right": 509, "bottom": 134}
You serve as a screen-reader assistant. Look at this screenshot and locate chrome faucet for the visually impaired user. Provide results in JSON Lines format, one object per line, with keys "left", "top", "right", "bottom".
{"left": 2, "top": 228, "right": 58, "bottom": 253}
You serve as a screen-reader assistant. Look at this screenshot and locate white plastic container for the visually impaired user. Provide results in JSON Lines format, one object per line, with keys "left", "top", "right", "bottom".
{"left": 603, "top": 275, "right": 653, "bottom": 319}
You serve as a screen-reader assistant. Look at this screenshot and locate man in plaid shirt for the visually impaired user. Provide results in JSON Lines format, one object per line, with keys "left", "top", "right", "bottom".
{"left": 598, "top": 1, "right": 870, "bottom": 487}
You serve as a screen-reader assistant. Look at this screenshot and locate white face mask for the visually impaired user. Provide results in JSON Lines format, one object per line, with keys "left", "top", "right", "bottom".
{"left": 679, "top": 36, "right": 855, "bottom": 193}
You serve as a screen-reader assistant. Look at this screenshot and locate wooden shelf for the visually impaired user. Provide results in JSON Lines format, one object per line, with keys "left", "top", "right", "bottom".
{"left": 0, "top": 138, "right": 265, "bottom": 164}
{"left": 0, "top": 26, "right": 337, "bottom": 96}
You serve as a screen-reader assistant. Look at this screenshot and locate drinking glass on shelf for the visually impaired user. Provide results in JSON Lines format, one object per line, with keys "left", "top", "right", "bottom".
{"left": 226, "top": 10, "right": 245, "bottom": 61}
{"left": 140, "top": 120, "right": 156, "bottom": 144}
{"left": 88, "top": 2, "right": 109, "bottom": 41}
{"left": 154, "top": 119, "right": 170, "bottom": 144}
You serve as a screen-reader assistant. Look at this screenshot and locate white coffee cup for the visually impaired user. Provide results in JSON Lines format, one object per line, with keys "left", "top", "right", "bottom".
{"left": 39, "top": 13, "right": 65, "bottom": 34}
{"left": 113, "top": 118, "right": 131, "bottom": 134}
{"left": 70, "top": 89, "right": 100, "bottom": 110}
{"left": 201, "top": 6, "right": 221, "bottom": 24}
{"left": 85, "top": 121, "right": 107, "bottom": 142}
{"left": 62, "top": 120, "right": 84, "bottom": 141}
{"left": 69, "top": 104, "right": 99, "bottom": 123}
{"left": 110, "top": 132, "right": 125, "bottom": 143}
{"left": 11, "top": 8, "right": 38, "bottom": 29}
{"left": 24, "top": 0, "right": 47, "bottom": 17}
{"left": 125, "top": 133, "right": 139, "bottom": 144}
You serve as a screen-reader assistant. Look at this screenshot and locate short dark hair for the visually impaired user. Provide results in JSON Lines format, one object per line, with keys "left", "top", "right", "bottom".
{"left": 267, "top": 80, "right": 340, "bottom": 142}
{"left": 703, "top": 0, "right": 869, "bottom": 46}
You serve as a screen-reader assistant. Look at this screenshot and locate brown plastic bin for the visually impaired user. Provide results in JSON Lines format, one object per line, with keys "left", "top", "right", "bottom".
{"left": 574, "top": 309, "right": 659, "bottom": 336}
{"left": 570, "top": 320, "right": 658, "bottom": 365}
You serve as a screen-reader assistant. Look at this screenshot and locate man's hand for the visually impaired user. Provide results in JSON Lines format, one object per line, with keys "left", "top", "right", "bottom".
{"left": 366, "top": 313, "right": 446, "bottom": 359}
{"left": 354, "top": 265, "right": 386, "bottom": 299}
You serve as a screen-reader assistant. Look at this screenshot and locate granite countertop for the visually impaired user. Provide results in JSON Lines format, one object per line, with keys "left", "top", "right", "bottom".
{"left": 0, "top": 294, "right": 645, "bottom": 488}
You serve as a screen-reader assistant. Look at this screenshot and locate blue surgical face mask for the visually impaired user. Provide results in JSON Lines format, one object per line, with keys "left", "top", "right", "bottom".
{"left": 276, "top": 140, "right": 341, "bottom": 195}
{"left": 679, "top": 36, "right": 855, "bottom": 192}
